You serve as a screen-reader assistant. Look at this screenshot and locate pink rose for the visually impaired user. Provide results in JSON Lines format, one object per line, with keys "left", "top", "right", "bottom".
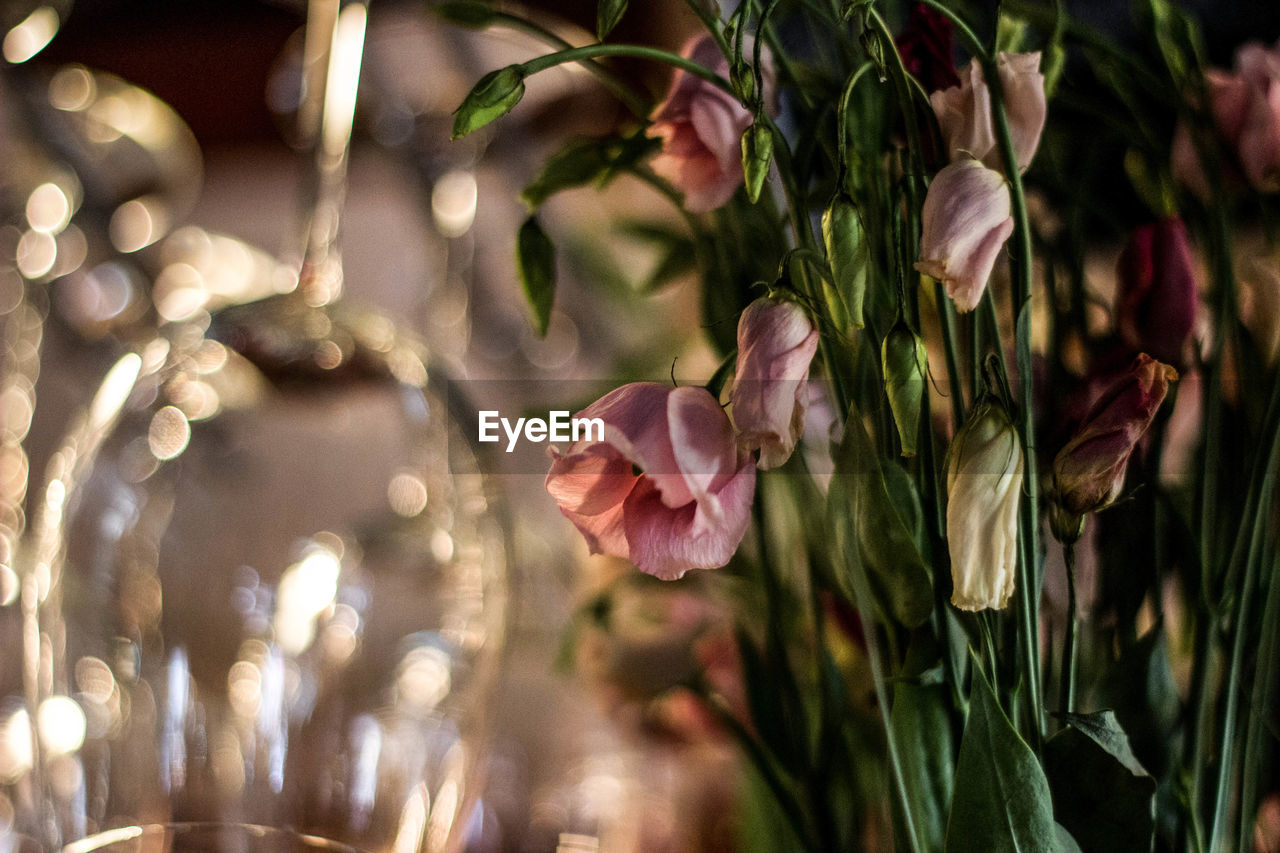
{"left": 1173, "top": 39, "right": 1280, "bottom": 196}
{"left": 730, "top": 297, "right": 820, "bottom": 469}
{"left": 647, "top": 34, "right": 768, "bottom": 213}
{"left": 545, "top": 382, "right": 756, "bottom": 580}
{"left": 929, "top": 51, "right": 1046, "bottom": 173}
{"left": 1052, "top": 354, "right": 1178, "bottom": 523}
{"left": 1115, "top": 217, "right": 1199, "bottom": 368}
{"left": 915, "top": 158, "right": 1014, "bottom": 312}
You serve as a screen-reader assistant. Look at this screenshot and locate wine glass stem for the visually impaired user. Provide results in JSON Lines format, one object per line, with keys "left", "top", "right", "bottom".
{"left": 296, "top": 0, "right": 368, "bottom": 306}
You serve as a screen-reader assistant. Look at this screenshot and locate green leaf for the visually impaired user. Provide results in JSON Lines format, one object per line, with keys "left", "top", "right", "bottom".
{"left": 1053, "top": 823, "right": 1084, "bottom": 852}
{"left": 945, "top": 658, "right": 1056, "bottom": 852}
{"left": 596, "top": 0, "right": 628, "bottom": 39}
{"left": 882, "top": 320, "right": 928, "bottom": 458}
{"left": 828, "top": 401, "right": 933, "bottom": 627}
{"left": 1044, "top": 711, "right": 1157, "bottom": 853}
{"left": 452, "top": 65, "right": 526, "bottom": 138}
{"left": 432, "top": 0, "right": 500, "bottom": 28}
{"left": 523, "top": 135, "right": 658, "bottom": 208}
{"left": 740, "top": 123, "right": 773, "bottom": 204}
{"left": 1094, "top": 628, "right": 1180, "bottom": 778}
{"left": 821, "top": 193, "right": 868, "bottom": 330}
{"left": 516, "top": 216, "right": 556, "bottom": 336}
{"left": 891, "top": 680, "right": 956, "bottom": 851}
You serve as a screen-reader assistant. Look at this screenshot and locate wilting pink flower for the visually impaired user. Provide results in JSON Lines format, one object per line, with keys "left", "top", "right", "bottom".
{"left": 1052, "top": 354, "right": 1178, "bottom": 522}
{"left": 546, "top": 382, "right": 756, "bottom": 580}
{"left": 915, "top": 158, "right": 1014, "bottom": 312}
{"left": 896, "top": 3, "right": 960, "bottom": 94}
{"left": 929, "top": 51, "right": 1046, "bottom": 173}
{"left": 730, "top": 297, "right": 819, "bottom": 469}
{"left": 647, "top": 34, "right": 770, "bottom": 213}
{"left": 1116, "top": 218, "right": 1199, "bottom": 368}
{"left": 1173, "top": 39, "right": 1280, "bottom": 197}
{"left": 946, "top": 395, "right": 1024, "bottom": 611}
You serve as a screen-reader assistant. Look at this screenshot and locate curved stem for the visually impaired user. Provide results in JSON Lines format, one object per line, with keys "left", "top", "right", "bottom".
{"left": 477, "top": 11, "right": 650, "bottom": 116}
{"left": 916, "top": 0, "right": 989, "bottom": 60}
{"left": 520, "top": 44, "right": 736, "bottom": 97}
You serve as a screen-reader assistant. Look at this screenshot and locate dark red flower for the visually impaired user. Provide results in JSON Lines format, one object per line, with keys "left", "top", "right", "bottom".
{"left": 1116, "top": 218, "right": 1199, "bottom": 368}
{"left": 896, "top": 3, "right": 960, "bottom": 94}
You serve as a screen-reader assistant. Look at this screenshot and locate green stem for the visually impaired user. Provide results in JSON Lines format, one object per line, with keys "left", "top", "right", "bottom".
{"left": 985, "top": 51, "right": 1045, "bottom": 747}
{"left": 1208, "top": 362, "right": 1280, "bottom": 851}
{"left": 936, "top": 283, "right": 967, "bottom": 428}
{"left": 699, "top": 685, "right": 822, "bottom": 852}
{"left": 1059, "top": 540, "right": 1078, "bottom": 717}
{"left": 520, "top": 44, "right": 736, "bottom": 97}
{"left": 480, "top": 11, "right": 650, "bottom": 116}
{"left": 917, "top": 0, "right": 989, "bottom": 59}
{"left": 678, "top": 0, "right": 733, "bottom": 59}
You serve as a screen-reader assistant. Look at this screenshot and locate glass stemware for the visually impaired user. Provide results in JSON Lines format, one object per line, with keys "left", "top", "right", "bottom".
{"left": 16, "top": 1, "right": 509, "bottom": 850}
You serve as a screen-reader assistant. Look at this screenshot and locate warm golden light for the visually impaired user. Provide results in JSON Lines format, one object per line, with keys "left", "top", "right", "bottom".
{"left": 26, "top": 183, "right": 70, "bottom": 233}
{"left": 3, "top": 7, "right": 59, "bottom": 64}
{"left": 321, "top": 3, "right": 367, "bottom": 160}
{"left": 89, "top": 353, "right": 142, "bottom": 432}
{"left": 109, "top": 196, "right": 169, "bottom": 253}
{"left": 431, "top": 170, "right": 477, "bottom": 238}
{"left": 36, "top": 695, "right": 86, "bottom": 756}
{"left": 388, "top": 471, "right": 428, "bottom": 517}
{"left": 16, "top": 229, "right": 56, "bottom": 279}
{"left": 147, "top": 405, "right": 191, "bottom": 461}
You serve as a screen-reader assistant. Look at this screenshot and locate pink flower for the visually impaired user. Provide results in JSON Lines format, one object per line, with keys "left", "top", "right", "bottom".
{"left": 647, "top": 34, "right": 768, "bottom": 212}
{"left": 929, "top": 51, "right": 1046, "bottom": 173}
{"left": 1173, "top": 39, "right": 1280, "bottom": 197}
{"left": 1115, "top": 217, "right": 1199, "bottom": 368}
{"left": 730, "top": 297, "right": 819, "bottom": 469}
{"left": 915, "top": 158, "right": 1014, "bottom": 312}
{"left": 1052, "top": 354, "right": 1178, "bottom": 523}
{"left": 545, "top": 382, "right": 756, "bottom": 580}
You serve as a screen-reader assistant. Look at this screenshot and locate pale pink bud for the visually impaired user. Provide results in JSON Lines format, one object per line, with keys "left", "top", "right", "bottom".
{"left": 730, "top": 297, "right": 819, "bottom": 469}
{"left": 1052, "top": 354, "right": 1178, "bottom": 522}
{"left": 915, "top": 159, "right": 1015, "bottom": 313}
{"left": 946, "top": 396, "right": 1024, "bottom": 611}
{"left": 647, "top": 34, "right": 773, "bottom": 213}
{"left": 1173, "top": 40, "right": 1280, "bottom": 197}
{"left": 929, "top": 51, "right": 1046, "bottom": 173}
{"left": 546, "top": 382, "right": 756, "bottom": 580}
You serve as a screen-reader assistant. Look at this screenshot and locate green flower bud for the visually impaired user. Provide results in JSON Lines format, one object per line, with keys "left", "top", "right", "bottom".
{"left": 740, "top": 122, "right": 773, "bottom": 204}
{"left": 881, "top": 320, "right": 928, "bottom": 457}
{"left": 452, "top": 65, "right": 526, "bottom": 139}
{"left": 821, "top": 192, "right": 869, "bottom": 330}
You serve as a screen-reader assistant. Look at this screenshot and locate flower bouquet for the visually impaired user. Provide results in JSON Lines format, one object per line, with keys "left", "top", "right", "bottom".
{"left": 446, "top": 0, "right": 1280, "bottom": 849}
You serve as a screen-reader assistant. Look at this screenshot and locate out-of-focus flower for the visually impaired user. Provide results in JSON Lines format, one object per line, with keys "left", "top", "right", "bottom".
{"left": 915, "top": 158, "right": 1014, "bottom": 312}
{"left": 1255, "top": 791, "right": 1280, "bottom": 853}
{"left": 1051, "top": 354, "right": 1178, "bottom": 538}
{"left": 1173, "top": 39, "right": 1280, "bottom": 197}
{"left": 647, "top": 34, "right": 771, "bottom": 213}
{"left": 1115, "top": 218, "right": 1199, "bottom": 368}
{"left": 946, "top": 395, "right": 1024, "bottom": 611}
{"left": 730, "top": 297, "right": 819, "bottom": 469}
{"left": 896, "top": 2, "right": 960, "bottom": 94}
{"left": 929, "top": 51, "right": 1046, "bottom": 173}
{"left": 1239, "top": 249, "right": 1280, "bottom": 365}
{"left": 546, "top": 382, "right": 756, "bottom": 580}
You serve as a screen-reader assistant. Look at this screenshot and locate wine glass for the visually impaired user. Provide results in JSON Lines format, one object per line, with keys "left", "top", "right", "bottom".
{"left": 17, "top": 1, "right": 509, "bottom": 849}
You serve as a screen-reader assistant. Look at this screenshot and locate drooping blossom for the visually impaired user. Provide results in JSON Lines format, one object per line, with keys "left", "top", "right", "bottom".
{"left": 896, "top": 2, "right": 960, "bottom": 94}
{"left": 929, "top": 51, "right": 1046, "bottom": 173}
{"left": 946, "top": 395, "right": 1024, "bottom": 611}
{"left": 915, "top": 158, "right": 1014, "bottom": 312}
{"left": 1115, "top": 218, "right": 1199, "bottom": 368}
{"left": 647, "top": 34, "right": 772, "bottom": 213}
{"left": 1172, "top": 39, "right": 1280, "bottom": 197}
{"left": 730, "top": 297, "right": 819, "bottom": 469}
{"left": 1051, "top": 354, "right": 1178, "bottom": 532}
{"left": 546, "top": 382, "right": 756, "bottom": 580}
